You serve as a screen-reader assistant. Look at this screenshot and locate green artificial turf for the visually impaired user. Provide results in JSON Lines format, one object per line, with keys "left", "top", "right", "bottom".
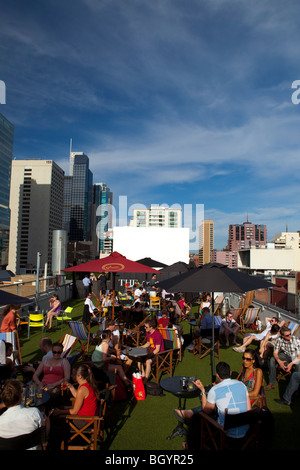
{"left": 17, "top": 300, "right": 300, "bottom": 451}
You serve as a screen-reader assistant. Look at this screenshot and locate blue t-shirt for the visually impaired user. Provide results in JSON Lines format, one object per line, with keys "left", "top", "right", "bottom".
{"left": 207, "top": 378, "right": 249, "bottom": 438}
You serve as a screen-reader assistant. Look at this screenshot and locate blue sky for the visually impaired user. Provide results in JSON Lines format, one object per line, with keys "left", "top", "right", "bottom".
{"left": 1, "top": 0, "right": 300, "bottom": 249}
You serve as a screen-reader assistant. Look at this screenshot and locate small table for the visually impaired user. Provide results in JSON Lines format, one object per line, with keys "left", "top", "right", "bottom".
{"left": 23, "top": 387, "right": 50, "bottom": 409}
{"left": 122, "top": 346, "right": 149, "bottom": 359}
{"left": 160, "top": 376, "right": 200, "bottom": 440}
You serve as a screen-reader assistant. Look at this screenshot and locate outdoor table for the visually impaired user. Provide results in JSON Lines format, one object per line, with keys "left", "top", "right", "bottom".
{"left": 122, "top": 346, "right": 149, "bottom": 359}
{"left": 188, "top": 320, "right": 201, "bottom": 336}
{"left": 122, "top": 346, "right": 149, "bottom": 373}
{"left": 23, "top": 386, "right": 50, "bottom": 409}
{"left": 160, "top": 376, "right": 200, "bottom": 440}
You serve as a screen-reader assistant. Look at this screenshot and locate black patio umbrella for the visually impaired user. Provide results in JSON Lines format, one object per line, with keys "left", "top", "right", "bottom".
{"left": 158, "top": 262, "right": 276, "bottom": 379}
{"left": 0, "top": 289, "right": 32, "bottom": 307}
{"left": 135, "top": 257, "right": 168, "bottom": 269}
{"left": 160, "top": 261, "right": 189, "bottom": 274}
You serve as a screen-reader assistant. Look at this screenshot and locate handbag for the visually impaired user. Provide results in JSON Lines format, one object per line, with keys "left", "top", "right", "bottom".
{"left": 132, "top": 372, "right": 146, "bottom": 401}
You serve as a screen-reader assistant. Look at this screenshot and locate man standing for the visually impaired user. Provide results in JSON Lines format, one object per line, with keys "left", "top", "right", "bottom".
{"left": 265, "top": 325, "right": 300, "bottom": 391}
{"left": 82, "top": 274, "right": 91, "bottom": 297}
{"left": 0, "top": 379, "right": 44, "bottom": 449}
{"left": 139, "top": 319, "right": 164, "bottom": 380}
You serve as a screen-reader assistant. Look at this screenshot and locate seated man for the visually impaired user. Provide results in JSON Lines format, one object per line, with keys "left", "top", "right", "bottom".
{"left": 233, "top": 316, "right": 284, "bottom": 353}
{"left": 173, "top": 362, "right": 251, "bottom": 447}
{"left": 138, "top": 319, "right": 165, "bottom": 380}
{"left": 83, "top": 292, "right": 100, "bottom": 324}
{"left": 0, "top": 379, "right": 44, "bottom": 449}
{"left": 274, "top": 370, "right": 300, "bottom": 406}
{"left": 265, "top": 325, "right": 300, "bottom": 391}
{"left": 220, "top": 312, "right": 240, "bottom": 346}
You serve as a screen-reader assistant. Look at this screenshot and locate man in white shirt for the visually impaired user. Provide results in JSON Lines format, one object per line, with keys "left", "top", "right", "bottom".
{"left": 0, "top": 379, "right": 44, "bottom": 449}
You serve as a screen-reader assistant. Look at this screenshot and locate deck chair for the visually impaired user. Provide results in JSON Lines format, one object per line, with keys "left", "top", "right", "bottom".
{"left": 27, "top": 313, "right": 45, "bottom": 338}
{"left": 157, "top": 326, "right": 182, "bottom": 366}
{"left": 193, "top": 328, "right": 220, "bottom": 362}
{"left": 174, "top": 302, "right": 184, "bottom": 322}
{"left": 150, "top": 337, "right": 175, "bottom": 384}
{"left": 0, "top": 424, "right": 47, "bottom": 450}
{"left": 213, "top": 296, "right": 224, "bottom": 316}
{"left": 0, "top": 331, "right": 22, "bottom": 365}
{"left": 240, "top": 307, "right": 261, "bottom": 333}
{"left": 198, "top": 406, "right": 273, "bottom": 451}
{"left": 286, "top": 320, "right": 300, "bottom": 336}
{"left": 67, "top": 320, "right": 96, "bottom": 353}
{"left": 59, "top": 333, "right": 81, "bottom": 357}
{"left": 122, "top": 314, "right": 150, "bottom": 347}
{"left": 55, "top": 306, "right": 73, "bottom": 327}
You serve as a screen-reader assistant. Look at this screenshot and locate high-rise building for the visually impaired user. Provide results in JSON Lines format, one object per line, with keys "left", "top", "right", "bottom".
{"left": 130, "top": 205, "right": 182, "bottom": 228}
{"left": 224, "top": 218, "right": 267, "bottom": 268}
{"left": 0, "top": 113, "right": 14, "bottom": 268}
{"left": 227, "top": 218, "right": 267, "bottom": 251}
{"left": 199, "top": 219, "right": 214, "bottom": 265}
{"left": 92, "top": 183, "right": 113, "bottom": 256}
{"left": 64, "top": 153, "right": 93, "bottom": 242}
{"left": 7, "top": 159, "right": 64, "bottom": 274}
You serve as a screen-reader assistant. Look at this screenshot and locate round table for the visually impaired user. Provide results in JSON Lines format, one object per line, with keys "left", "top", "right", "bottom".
{"left": 160, "top": 376, "right": 200, "bottom": 440}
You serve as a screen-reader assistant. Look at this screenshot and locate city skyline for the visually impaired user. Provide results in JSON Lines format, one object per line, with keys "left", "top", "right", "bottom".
{"left": 1, "top": 1, "right": 300, "bottom": 249}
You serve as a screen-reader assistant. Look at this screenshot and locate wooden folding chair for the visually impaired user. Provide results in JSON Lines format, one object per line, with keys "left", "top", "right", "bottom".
{"left": 157, "top": 326, "right": 182, "bottom": 366}
{"left": 150, "top": 338, "right": 175, "bottom": 384}
{"left": 122, "top": 314, "right": 150, "bottom": 347}
{"left": 61, "top": 385, "right": 114, "bottom": 450}
{"left": 193, "top": 328, "right": 220, "bottom": 362}
{"left": 199, "top": 407, "right": 268, "bottom": 451}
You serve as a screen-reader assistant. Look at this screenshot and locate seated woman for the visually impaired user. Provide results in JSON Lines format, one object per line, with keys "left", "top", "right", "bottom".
{"left": 177, "top": 295, "right": 191, "bottom": 320}
{"left": 237, "top": 349, "right": 264, "bottom": 407}
{"left": 33, "top": 342, "right": 71, "bottom": 392}
{"left": 157, "top": 309, "right": 170, "bottom": 328}
{"left": 0, "top": 304, "right": 21, "bottom": 333}
{"left": 45, "top": 295, "right": 62, "bottom": 329}
{"left": 51, "top": 364, "right": 99, "bottom": 418}
{"left": 91, "top": 330, "right": 131, "bottom": 387}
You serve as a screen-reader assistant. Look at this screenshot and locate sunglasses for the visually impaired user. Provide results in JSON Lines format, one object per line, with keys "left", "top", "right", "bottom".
{"left": 284, "top": 334, "right": 291, "bottom": 338}
{"left": 53, "top": 350, "right": 62, "bottom": 354}
{"left": 242, "top": 356, "right": 253, "bottom": 361}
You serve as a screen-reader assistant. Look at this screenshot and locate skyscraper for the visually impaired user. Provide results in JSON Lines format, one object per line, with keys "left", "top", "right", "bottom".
{"left": 0, "top": 113, "right": 14, "bottom": 268}
{"left": 199, "top": 219, "right": 214, "bottom": 265}
{"left": 8, "top": 159, "right": 64, "bottom": 274}
{"left": 65, "top": 153, "right": 93, "bottom": 242}
{"left": 92, "top": 183, "right": 113, "bottom": 255}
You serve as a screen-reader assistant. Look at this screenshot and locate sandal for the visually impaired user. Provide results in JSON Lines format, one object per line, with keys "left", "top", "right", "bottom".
{"left": 173, "top": 409, "right": 189, "bottom": 425}
{"left": 233, "top": 346, "right": 244, "bottom": 353}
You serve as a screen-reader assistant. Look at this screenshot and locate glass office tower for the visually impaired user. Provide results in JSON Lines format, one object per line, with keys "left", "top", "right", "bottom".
{"left": 0, "top": 113, "right": 14, "bottom": 268}
{"left": 93, "top": 183, "right": 113, "bottom": 254}
{"left": 68, "top": 153, "right": 93, "bottom": 242}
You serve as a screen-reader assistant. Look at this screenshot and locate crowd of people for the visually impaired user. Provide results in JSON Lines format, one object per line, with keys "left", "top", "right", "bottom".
{"left": 1, "top": 278, "right": 300, "bottom": 451}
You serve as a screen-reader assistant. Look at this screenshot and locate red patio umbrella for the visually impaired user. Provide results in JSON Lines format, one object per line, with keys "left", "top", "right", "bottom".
{"left": 63, "top": 251, "right": 158, "bottom": 318}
